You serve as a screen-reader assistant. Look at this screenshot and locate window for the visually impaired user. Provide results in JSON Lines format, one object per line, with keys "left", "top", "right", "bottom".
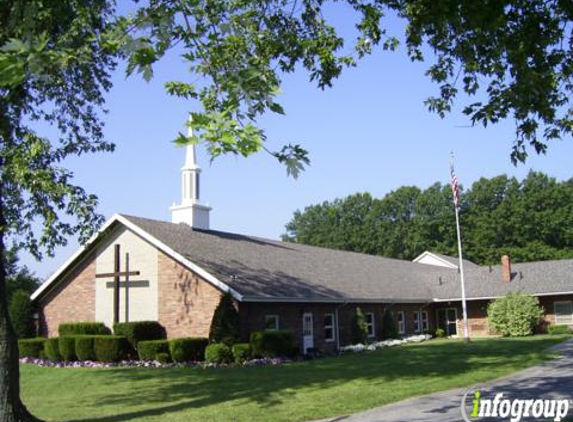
{"left": 413, "top": 311, "right": 421, "bottom": 333}
{"left": 264, "top": 315, "right": 279, "bottom": 331}
{"left": 324, "top": 313, "right": 335, "bottom": 342}
{"left": 422, "top": 311, "right": 429, "bottom": 333}
{"left": 554, "top": 301, "right": 573, "bottom": 325}
{"left": 365, "top": 312, "right": 375, "bottom": 338}
{"left": 397, "top": 311, "right": 405, "bottom": 335}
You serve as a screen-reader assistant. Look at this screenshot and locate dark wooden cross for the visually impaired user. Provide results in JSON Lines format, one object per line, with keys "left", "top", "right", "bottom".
{"left": 95, "top": 244, "right": 141, "bottom": 324}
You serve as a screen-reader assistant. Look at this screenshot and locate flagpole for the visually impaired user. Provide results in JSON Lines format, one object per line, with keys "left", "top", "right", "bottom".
{"left": 450, "top": 152, "right": 470, "bottom": 341}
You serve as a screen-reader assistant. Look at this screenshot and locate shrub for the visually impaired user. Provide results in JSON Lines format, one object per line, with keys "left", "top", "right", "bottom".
{"left": 94, "top": 336, "right": 130, "bottom": 362}
{"left": 169, "top": 337, "right": 209, "bottom": 362}
{"left": 488, "top": 292, "right": 544, "bottom": 337}
{"left": 205, "top": 343, "right": 233, "bottom": 364}
{"left": 44, "top": 338, "right": 61, "bottom": 362}
{"left": 231, "top": 343, "right": 251, "bottom": 364}
{"left": 156, "top": 352, "right": 171, "bottom": 364}
{"left": 250, "top": 331, "right": 294, "bottom": 358}
{"left": 351, "top": 307, "right": 368, "bottom": 344}
{"left": 113, "top": 321, "right": 166, "bottom": 350}
{"left": 435, "top": 328, "right": 446, "bottom": 338}
{"left": 59, "top": 322, "right": 110, "bottom": 336}
{"left": 209, "top": 293, "right": 240, "bottom": 345}
{"left": 9, "top": 289, "right": 35, "bottom": 339}
{"left": 381, "top": 310, "right": 399, "bottom": 340}
{"left": 75, "top": 336, "right": 96, "bottom": 361}
{"left": 18, "top": 338, "right": 46, "bottom": 358}
{"left": 138, "top": 340, "right": 170, "bottom": 361}
{"left": 58, "top": 336, "right": 77, "bottom": 361}
{"left": 548, "top": 325, "right": 572, "bottom": 335}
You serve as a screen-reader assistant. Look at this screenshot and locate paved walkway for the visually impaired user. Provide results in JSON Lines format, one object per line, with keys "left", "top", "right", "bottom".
{"left": 312, "top": 339, "right": 573, "bottom": 422}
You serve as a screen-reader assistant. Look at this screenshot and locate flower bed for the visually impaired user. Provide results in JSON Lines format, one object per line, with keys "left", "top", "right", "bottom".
{"left": 339, "top": 334, "right": 432, "bottom": 353}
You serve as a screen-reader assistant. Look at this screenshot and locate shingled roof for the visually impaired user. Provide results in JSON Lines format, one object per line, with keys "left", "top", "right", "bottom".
{"left": 32, "top": 214, "right": 573, "bottom": 303}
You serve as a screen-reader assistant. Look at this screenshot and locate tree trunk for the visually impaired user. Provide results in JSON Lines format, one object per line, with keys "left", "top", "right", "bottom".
{"left": 0, "top": 181, "right": 41, "bottom": 422}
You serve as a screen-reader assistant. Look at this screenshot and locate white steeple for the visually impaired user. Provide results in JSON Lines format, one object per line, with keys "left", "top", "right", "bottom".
{"left": 170, "top": 116, "right": 211, "bottom": 229}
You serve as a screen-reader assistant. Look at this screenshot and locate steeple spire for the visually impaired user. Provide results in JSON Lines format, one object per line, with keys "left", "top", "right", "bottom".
{"left": 170, "top": 115, "right": 211, "bottom": 229}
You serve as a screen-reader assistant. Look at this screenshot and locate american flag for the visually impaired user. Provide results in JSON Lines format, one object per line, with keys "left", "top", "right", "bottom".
{"left": 450, "top": 160, "right": 459, "bottom": 208}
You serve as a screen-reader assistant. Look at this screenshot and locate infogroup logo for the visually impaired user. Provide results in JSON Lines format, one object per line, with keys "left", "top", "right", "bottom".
{"left": 460, "top": 389, "right": 571, "bottom": 422}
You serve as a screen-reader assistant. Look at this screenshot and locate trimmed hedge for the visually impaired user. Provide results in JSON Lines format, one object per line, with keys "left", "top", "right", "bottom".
{"left": 205, "top": 343, "right": 233, "bottom": 364}
{"left": 169, "top": 337, "right": 209, "bottom": 362}
{"left": 94, "top": 336, "right": 130, "bottom": 362}
{"left": 138, "top": 340, "right": 170, "bottom": 361}
{"left": 18, "top": 338, "right": 46, "bottom": 358}
{"left": 113, "top": 321, "right": 166, "bottom": 350}
{"left": 548, "top": 325, "right": 573, "bottom": 335}
{"left": 75, "top": 336, "right": 96, "bottom": 361}
{"left": 250, "top": 331, "right": 294, "bottom": 358}
{"left": 231, "top": 343, "right": 251, "bottom": 364}
{"left": 156, "top": 352, "right": 171, "bottom": 364}
{"left": 59, "top": 322, "right": 110, "bottom": 336}
{"left": 44, "top": 338, "right": 61, "bottom": 362}
{"left": 58, "top": 336, "right": 77, "bottom": 361}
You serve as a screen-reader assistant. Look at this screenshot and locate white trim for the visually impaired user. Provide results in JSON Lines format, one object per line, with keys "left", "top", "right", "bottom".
{"left": 31, "top": 214, "right": 243, "bottom": 302}
{"left": 422, "top": 310, "right": 429, "bottom": 332}
{"left": 412, "top": 251, "right": 458, "bottom": 269}
{"left": 433, "top": 290, "right": 573, "bottom": 303}
{"left": 365, "top": 312, "right": 375, "bottom": 338}
{"left": 397, "top": 311, "right": 405, "bottom": 335}
{"left": 413, "top": 310, "right": 421, "bottom": 333}
{"left": 240, "top": 296, "right": 430, "bottom": 304}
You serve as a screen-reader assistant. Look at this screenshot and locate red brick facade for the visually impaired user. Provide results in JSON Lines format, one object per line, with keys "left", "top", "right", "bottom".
{"left": 157, "top": 252, "right": 222, "bottom": 339}
{"left": 39, "top": 256, "right": 96, "bottom": 337}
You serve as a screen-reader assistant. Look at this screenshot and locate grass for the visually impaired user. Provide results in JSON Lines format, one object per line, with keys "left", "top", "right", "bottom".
{"left": 20, "top": 335, "right": 569, "bottom": 422}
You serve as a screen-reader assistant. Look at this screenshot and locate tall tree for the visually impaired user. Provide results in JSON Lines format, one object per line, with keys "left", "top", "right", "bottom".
{"left": 0, "top": 2, "right": 117, "bottom": 420}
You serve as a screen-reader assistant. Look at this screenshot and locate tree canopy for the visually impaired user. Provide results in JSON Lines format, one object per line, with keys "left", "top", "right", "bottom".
{"left": 283, "top": 171, "right": 573, "bottom": 265}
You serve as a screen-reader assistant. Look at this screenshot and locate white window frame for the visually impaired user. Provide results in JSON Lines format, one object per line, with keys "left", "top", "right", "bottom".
{"left": 365, "top": 312, "right": 375, "bottom": 338}
{"left": 397, "top": 311, "right": 406, "bottom": 335}
{"left": 264, "top": 315, "right": 279, "bottom": 331}
{"left": 413, "top": 311, "right": 421, "bottom": 333}
{"left": 422, "top": 311, "right": 429, "bottom": 333}
{"left": 554, "top": 301, "right": 573, "bottom": 325}
{"left": 324, "top": 313, "right": 335, "bottom": 342}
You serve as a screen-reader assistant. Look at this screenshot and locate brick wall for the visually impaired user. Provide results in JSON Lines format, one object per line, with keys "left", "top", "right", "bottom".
{"left": 433, "top": 300, "right": 492, "bottom": 337}
{"left": 39, "top": 256, "right": 96, "bottom": 337}
{"left": 157, "top": 252, "right": 223, "bottom": 339}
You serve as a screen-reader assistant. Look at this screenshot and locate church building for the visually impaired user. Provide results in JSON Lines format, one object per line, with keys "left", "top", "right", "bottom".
{"left": 31, "top": 128, "right": 573, "bottom": 353}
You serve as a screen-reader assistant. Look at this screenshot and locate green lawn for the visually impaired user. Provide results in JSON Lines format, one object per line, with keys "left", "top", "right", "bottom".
{"left": 21, "top": 336, "right": 569, "bottom": 422}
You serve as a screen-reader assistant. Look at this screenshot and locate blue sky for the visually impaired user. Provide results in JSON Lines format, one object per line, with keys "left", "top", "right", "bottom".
{"left": 21, "top": 5, "right": 573, "bottom": 280}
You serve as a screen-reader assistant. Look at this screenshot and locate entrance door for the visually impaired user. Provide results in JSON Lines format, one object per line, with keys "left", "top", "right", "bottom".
{"left": 302, "top": 312, "right": 314, "bottom": 354}
{"left": 437, "top": 308, "right": 458, "bottom": 336}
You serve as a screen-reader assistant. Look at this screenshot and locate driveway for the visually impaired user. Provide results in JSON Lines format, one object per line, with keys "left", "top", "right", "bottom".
{"left": 312, "top": 339, "right": 573, "bottom": 422}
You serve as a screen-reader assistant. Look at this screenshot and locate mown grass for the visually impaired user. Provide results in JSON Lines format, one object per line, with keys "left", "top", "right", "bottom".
{"left": 20, "top": 335, "right": 569, "bottom": 422}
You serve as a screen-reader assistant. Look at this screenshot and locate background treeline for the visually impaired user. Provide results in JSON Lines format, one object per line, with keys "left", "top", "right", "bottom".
{"left": 282, "top": 171, "right": 573, "bottom": 265}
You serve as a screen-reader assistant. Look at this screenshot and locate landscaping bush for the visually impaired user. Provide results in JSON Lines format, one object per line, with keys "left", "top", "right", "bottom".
{"left": 44, "top": 338, "right": 61, "bottom": 362}
{"left": 205, "top": 343, "right": 233, "bottom": 364}
{"left": 156, "top": 352, "right": 171, "bottom": 364}
{"left": 75, "top": 336, "right": 96, "bottom": 361}
{"left": 231, "top": 343, "right": 251, "bottom": 364}
{"left": 9, "top": 289, "right": 35, "bottom": 339}
{"left": 113, "top": 321, "right": 166, "bottom": 350}
{"left": 93, "top": 336, "right": 130, "bottom": 362}
{"left": 351, "top": 307, "right": 368, "bottom": 344}
{"left": 169, "top": 337, "right": 209, "bottom": 362}
{"left": 435, "top": 328, "right": 446, "bottom": 338}
{"left": 381, "top": 310, "right": 399, "bottom": 340}
{"left": 250, "top": 330, "right": 294, "bottom": 358}
{"left": 59, "top": 322, "right": 110, "bottom": 336}
{"left": 209, "top": 293, "right": 240, "bottom": 345}
{"left": 58, "top": 336, "right": 77, "bottom": 361}
{"left": 138, "top": 340, "right": 170, "bottom": 361}
{"left": 18, "top": 338, "right": 46, "bottom": 358}
{"left": 488, "top": 292, "right": 544, "bottom": 337}
{"left": 548, "top": 325, "right": 572, "bottom": 335}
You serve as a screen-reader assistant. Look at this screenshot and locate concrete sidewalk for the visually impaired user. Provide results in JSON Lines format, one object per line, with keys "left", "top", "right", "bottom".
{"left": 311, "top": 339, "right": 573, "bottom": 422}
